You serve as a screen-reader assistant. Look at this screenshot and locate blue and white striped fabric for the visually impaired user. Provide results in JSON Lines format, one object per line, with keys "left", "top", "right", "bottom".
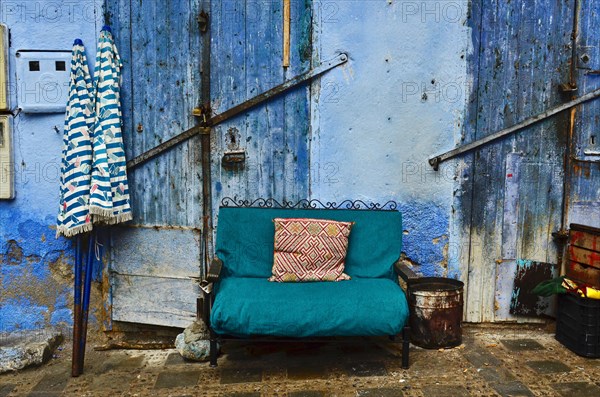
{"left": 89, "top": 26, "right": 133, "bottom": 224}
{"left": 57, "top": 40, "right": 95, "bottom": 238}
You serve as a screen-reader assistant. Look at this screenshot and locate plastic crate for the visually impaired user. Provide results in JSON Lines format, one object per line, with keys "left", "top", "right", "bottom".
{"left": 556, "top": 293, "right": 600, "bottom": 358}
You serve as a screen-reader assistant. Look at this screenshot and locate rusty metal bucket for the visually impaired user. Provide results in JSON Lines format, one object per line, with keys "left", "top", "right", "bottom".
{"left": 407, "top": 277, "right": 464, "bottom": 349}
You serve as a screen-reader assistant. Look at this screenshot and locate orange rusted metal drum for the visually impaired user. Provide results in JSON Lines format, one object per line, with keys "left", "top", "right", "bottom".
{"left": 408, "top": 277, "right": 464, "bottom": 349}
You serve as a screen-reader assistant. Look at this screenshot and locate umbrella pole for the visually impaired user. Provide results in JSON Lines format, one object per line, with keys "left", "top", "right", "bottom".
{"left": 71, "top": 235, "right": 83, "bottom": 377}
{"left": 79, "top": 231, "right": 95, "bottom": 372}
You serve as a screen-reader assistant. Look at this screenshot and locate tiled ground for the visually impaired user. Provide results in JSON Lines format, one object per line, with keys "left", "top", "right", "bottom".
{"left": 1, "top": 325, "right": 600, "bottom": 396}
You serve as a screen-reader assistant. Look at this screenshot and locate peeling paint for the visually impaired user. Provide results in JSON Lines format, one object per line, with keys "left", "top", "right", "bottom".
{"left": 0, "top": 1, "right": 103, "bottom": 333}
{"left": 2, "top": 241, "right": 24, "bottom": 266}
{"left": 455, "top": 0, "right": 577, "bottom": 323}
{"left": 1, "top": 236, "right": 73, "bottom": 329}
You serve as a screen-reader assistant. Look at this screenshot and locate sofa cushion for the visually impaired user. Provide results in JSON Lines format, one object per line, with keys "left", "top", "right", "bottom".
{"left": 210, "top": 277, "right": 409, "bottom": 337}
{"left": 215, "top": 207, "right": 402, "bottom": 279}
{"left": 270, "top": 218, "right": 353, "bottom": 282}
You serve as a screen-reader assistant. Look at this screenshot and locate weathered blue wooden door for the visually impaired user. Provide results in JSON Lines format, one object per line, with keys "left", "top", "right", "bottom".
{"left": 104, "top": 0, "right": 205, "bottom": 328}
{"left": 209, "top": 0, "right": 312, "bottom": 205}
{"left": 460, "top": 0, "right": 573, "bottom": 322}
{"left": 461, "top": 0, "right": 600, "bottom": 322}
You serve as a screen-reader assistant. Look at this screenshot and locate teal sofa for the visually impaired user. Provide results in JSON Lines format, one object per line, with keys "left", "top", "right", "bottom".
{"left": 204, "top": 203, "right": 411, "bottom": 368}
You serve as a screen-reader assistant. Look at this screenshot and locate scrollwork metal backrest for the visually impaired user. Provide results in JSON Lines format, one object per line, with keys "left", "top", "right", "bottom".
{"left": 220, "top": 197, "right": 399, "bottom": 211}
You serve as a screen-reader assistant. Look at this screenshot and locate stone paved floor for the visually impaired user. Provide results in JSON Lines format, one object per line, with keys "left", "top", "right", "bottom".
{"left": 1, "top": 325, "right": 600, "bottom": 396}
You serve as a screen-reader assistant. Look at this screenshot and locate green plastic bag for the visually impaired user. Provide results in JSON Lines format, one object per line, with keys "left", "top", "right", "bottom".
{"left": 531, "top": 276, "right": 567, "bottom": 297}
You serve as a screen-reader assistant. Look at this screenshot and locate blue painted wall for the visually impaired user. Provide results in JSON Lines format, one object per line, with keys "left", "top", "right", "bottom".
{"left": 310, "top": 1, "right": 470, "bottom": 278}
{"left": 0, "top": 0, "right": 102, "bottom": 332}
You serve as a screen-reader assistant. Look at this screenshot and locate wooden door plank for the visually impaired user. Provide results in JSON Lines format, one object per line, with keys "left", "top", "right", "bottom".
{"left": 466, "top": 0, "right": 573, "bottom": 322}
{"left": 110, "top": 227, "right": 201, "bottom": 277}
{"left": 247, "top": 0, "right": 283, "bottom": 200}
{"left": 573, "top": 0, "right": 600, "bottom": 161}
{"left": 104, "top": 0, "right": 203, "bottom": 329}
{"left": 283, "top": 0, "right": 312, "bottom": 200}
{"left": 467, "top": 0, "right": 520, "bottom": 322}
{"left": 123, "top": 0, "right": 202, "bottom": 227}
{"left": 515, "top": 0, "right": 569, "bottom": 266}
{"left": 108, "top": 226, "right": 201, "bottom": 327}
{"left": 111, "top": 275, "right": 198, "bottom": 328}
{"left": 210, "top": 0, "right": 248, "bottom": 209}
{"left": 501, "top": 153, "right": 521, "bottom": 260}
{"left": 282, "top": 0, "right": 290, "bottom": 67}
{"left": 495, "top": 260, "right": 517, "bottom": 320}
{"left": 454, "top": 0, "right": 484, "bottom": 321}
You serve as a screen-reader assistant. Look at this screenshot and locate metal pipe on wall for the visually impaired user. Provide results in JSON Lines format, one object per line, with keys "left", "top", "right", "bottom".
{"left": 200, "top": 0, "right": 213, "bottom": 282}
{"left": 555, "top": 0, "right": 581, "bottom": 273}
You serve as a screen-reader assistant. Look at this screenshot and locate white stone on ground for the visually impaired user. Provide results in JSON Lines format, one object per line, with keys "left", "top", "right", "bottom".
{"left": 175, "top": 320, "right": 211, "bottom": 361}
{"left": 0, "top": 329, "right": 63, "bottom": 373}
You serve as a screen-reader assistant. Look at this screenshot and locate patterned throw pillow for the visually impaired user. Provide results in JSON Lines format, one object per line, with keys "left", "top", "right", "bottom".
{"left": 269, "top": 218, "right": 354, "bottom": 282}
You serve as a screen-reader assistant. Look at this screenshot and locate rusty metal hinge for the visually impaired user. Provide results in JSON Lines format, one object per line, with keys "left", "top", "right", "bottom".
{"left": 429, "top": 86, "right": 600, "bottom": 170}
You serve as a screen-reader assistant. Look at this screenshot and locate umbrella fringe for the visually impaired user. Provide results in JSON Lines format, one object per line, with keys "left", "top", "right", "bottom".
{"left": 56, "top": 223, "right": 93, "bottom": 239}
{"left": 89, "top": 207, "right": 116, "bottom": 218}
{"left": 95, "top": 213, "right": 133, "bottom": 225}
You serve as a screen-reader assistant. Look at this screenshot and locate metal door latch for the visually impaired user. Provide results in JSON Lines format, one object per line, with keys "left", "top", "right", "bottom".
{"left": 222, "top": 150, "right": 246, "bottom": 171}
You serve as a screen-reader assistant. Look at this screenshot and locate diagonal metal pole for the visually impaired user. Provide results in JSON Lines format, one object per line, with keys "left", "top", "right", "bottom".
{"left": 126, "top": 53, "right": 348, "bottom": 171}
{"left": 200, "top": 0, "right": 212, "bottom": 286}
{"left": 428, "top": 86, "right": 600, "bottom": 170}
{"left": 208, "top": 53, "right": 347, "bottom": 126}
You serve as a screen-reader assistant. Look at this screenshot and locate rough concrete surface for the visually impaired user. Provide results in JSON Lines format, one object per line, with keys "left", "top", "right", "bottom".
{"left": 0, "top": 329, "right": 63, "bottom": 373}
{"left": 1, "top": 325, "right": 599, "bottom": 396}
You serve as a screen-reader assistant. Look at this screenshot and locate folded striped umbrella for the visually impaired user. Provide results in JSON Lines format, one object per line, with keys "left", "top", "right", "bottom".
{"left": 56, "top": 40, "right": 95, "bottom": 238}
{"left": 89, "top": 26, "right": 132, "bottom": 224}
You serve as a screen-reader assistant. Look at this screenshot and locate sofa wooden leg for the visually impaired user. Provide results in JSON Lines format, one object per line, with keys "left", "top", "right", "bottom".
{"left": 209, "top": 336, "right": 218, "bottom": 367}
{"left": 402, "top": 326, "right": 410, "bottom": 369}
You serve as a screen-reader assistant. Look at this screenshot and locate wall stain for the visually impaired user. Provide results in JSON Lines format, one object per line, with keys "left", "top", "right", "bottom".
{"left": 3, "top": 247, "right": 71, "bottom": 327}
{"left": 2, "top": 241, "right": 24, "bottom": 266}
